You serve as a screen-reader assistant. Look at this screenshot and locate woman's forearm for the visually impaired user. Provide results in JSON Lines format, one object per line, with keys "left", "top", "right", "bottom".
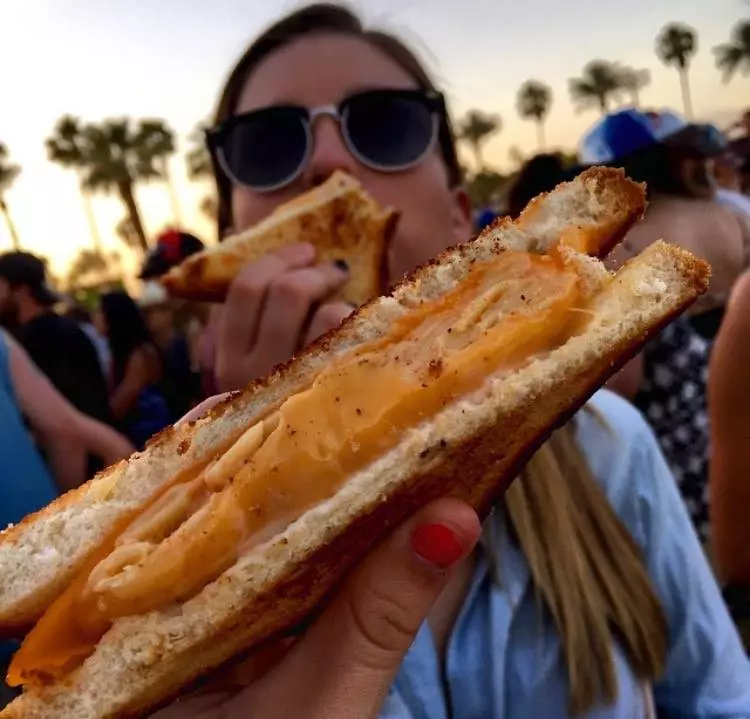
{"left": 76, "top": 414, "right": 134, "bottom": 465}
{"left": 44, "top": 434, "right": 87, "bottom": 492}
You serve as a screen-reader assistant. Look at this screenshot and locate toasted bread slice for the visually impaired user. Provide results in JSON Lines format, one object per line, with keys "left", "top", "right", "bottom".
{"left": 0, "top": 168, "right": 647, "bottom": 634}
{"left": 161, "top": 171, "right": 398, "bottom": 305}
{"left": 0, "top": 169, "right": 710, "bottom": 719}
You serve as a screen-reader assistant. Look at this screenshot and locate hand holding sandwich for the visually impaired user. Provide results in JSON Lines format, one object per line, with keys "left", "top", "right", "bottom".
{"left": 215, "top": 243, "right": 352, "bottom": 392}
{"left": 153, "top": 498, "right": 480, "bottom": 719}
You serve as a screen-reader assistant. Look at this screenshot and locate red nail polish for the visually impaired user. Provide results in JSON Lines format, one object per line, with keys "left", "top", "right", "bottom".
{"left": 411, "top": 523, "right": 465, "bottom": 569}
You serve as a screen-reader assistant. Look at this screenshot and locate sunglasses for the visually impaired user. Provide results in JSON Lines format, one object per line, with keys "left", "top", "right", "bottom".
{"left": 207, "top": 89, "right": 445, "bottom": 192}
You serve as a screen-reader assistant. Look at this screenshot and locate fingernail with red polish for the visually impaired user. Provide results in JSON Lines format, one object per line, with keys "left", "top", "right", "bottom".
{"left": 411, "top": 523, "right": 465, "bottom": 569}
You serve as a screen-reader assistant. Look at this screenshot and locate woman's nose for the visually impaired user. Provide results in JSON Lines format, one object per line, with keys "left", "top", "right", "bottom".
{"left": 303, "top": 115, "right": 358, "bottom": 186}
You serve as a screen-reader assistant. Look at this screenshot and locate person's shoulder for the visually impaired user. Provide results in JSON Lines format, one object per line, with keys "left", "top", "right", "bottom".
{"left": 579, "top": 389, "right": 656, "bottom": 449}
{"left": 27, "top": 313, "right": 79, "bottom": 341}
{"left": 575, "top": 390, "right": 668, "bottom": 519}
{"left": 716, "top": 188, "right": 750, "bottom": 216}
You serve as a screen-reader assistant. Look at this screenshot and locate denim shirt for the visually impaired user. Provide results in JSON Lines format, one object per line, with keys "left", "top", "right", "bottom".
{"left": 382, "top": 390, "right": 750, "bottom": 719}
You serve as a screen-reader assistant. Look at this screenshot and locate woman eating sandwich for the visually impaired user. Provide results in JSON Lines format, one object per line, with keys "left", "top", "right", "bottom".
{"left": 179, "top": 4, "right": 750, "bottom": 717}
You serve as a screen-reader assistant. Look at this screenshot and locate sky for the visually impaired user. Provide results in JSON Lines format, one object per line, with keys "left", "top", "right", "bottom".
{"left": 0, "top": 0, "right": 747, "bottom": 278}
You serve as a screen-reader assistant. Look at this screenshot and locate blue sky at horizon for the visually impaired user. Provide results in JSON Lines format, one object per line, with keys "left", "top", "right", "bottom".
{"left": 0, "top": 0, "right": 747, "bottom": 277}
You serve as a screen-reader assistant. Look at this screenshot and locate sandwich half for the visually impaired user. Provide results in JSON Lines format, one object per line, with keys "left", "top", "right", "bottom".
{"left": 161, "top": 171, "right": 398, "bottom": 305}
{"left": 0, "top": 168, "right": 709, "bottom": 719}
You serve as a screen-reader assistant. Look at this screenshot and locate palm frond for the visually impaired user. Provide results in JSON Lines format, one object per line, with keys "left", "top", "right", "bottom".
{"left": 656, "top": 23, "right": 697, "bottom": 69}
{"left": 517, "top": 81, "right": 552, "bottom": 122}
{"left": 459, "top": 110, "right": 501, "bottom": 142}
{"left": 46, "top": 115, "right": 87, "bottom": 167}
{"left": 186, "top": 124, "right": 212, "bottom": 179}
{"left": 0, "top": 143, "right": 21, "bottom": 194}
{"left": 568, "top": 61, "right": 623, "bottom": 113}
{"left": 134, "top": 119, "right": 176, "bottom": 178}
{"left": 713, "top": 21, "right": 750, "bottom": 82}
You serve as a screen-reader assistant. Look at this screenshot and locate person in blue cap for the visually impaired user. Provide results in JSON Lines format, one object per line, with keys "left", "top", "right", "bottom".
{"left": 582, "top": 109, "right": 744, "bottom": 603}
{"left": 580, "top": 108, "right": 745, "bottom": 330}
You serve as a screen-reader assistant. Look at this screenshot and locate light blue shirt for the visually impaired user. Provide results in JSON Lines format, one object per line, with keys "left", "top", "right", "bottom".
{"left": 382, "top": 390, "right": 750, "bottom": 719}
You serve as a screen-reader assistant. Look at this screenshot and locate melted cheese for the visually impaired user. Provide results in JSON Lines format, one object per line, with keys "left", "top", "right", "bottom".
{"left": 9, "top": 249, "right": 589, "bottom": 688}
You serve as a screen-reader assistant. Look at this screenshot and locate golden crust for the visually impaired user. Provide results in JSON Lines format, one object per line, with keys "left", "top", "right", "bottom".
{"left": 0, "top": 168, "right": 712, "bottom": 716}
{"left": 2, "top": 245, "right": 709, "bottom": 718}
{"left": 161, "top": 172, "right": 398, "bottom": 305}
{"left": 0, "top": 167, "right": 664, "bottom": 634}
{"left": 517, "top": 166, "right": 647, "bottom": 257}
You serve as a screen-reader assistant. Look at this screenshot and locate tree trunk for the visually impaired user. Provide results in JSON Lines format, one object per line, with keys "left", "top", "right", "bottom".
{"left": 0, "top": 198, "right": 20, "bottom": 250}
{"left": 679, "top": 68, "right": 693, "bottom": 119}
{"left": 472, "top": 145, "right": 484, "bottom": 173}
{"left": 630, "top": 89, "right": 640, "bottom": 108}
{"left": 599, "top": 95, "right": 608, "bottom": 114}
{"left": 536, "top": 120, "right": 546, "bottom": 150}
{"left": 162, "top": 159, "right": 182, "bottom": 226}
{"left": 118, "top": 181, "right": 149, "bottom": 252}
{"left": 80, "top": 185, "right": 102, "bottom": 252}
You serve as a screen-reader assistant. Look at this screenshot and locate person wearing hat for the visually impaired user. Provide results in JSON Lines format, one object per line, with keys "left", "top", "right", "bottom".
{"left": 580, "top": 109, "right": 746, "bottom": 331}
{"left": 140, "top": 229, "right": 205, "bottom": 281}
{"left": 579, "top": 110, "right": 745, "bottom": 548}
{"left": 138, "top": 229, "right": 207, "bottom": 416}
{"left": 0, "top": 251, "right": 112, "bottom": 430}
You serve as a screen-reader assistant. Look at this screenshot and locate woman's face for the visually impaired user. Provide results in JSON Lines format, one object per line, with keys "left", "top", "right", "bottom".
{"left": 230, "top": 34, "right": 472, "bottom": 283}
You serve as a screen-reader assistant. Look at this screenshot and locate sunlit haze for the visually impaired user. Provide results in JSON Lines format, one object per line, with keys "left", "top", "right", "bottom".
{"left": 0, "top": 0, "right": 746, "bottom": 277}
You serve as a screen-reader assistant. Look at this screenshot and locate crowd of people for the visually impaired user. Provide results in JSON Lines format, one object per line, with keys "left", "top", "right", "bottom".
{"left": 2, "top": 3, "right": 750, "bottom": 717}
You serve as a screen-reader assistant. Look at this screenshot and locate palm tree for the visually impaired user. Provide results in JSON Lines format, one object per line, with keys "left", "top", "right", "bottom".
{"left": 46, "top": 118, "right": 173, "bottom": 252}
{"left": 186, "top": 125, "right": 212, "bottom": 179}
{"left": 0, "top": 143, "right": 21, "bottom": 250}
{"left": 714, "top": 20, "right": 750, "bottom": 83}
{"left": 66, "top": 248, "right": 109, "bottom": 288}
{"left": 517, "top": 81, "right": 552, "bottom": 149}
{"left": 618, "top": 66, "right": 651, "bottom": 107}
{"left": 137, "top": 119, "right": 181, "bottom": 224}
{"left": 46, "top": 116, "right": 103, "bottom": 252}
{"left": 458, "top": 111, "right": 501, "bottom": 170}
{"left": 569, "top": 61, "right": 623, "bottom": 114}
{"left": 115, "top": 216, "right": 141, "bottom": 250}
{"left": 656, "top": 23, "right": 697, "bottom": 118}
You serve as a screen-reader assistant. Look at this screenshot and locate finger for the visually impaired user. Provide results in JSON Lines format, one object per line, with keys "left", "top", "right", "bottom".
{"left": 150, "top": 691, "right": 232, "bottom": 718}
{"left": 240, "top": 499, "right": 480, "bottom": 719}
{"left": 176, "top": 393, "right": 233, "bottom": 426}
{"left": 203, "top": 638, "right": 296, "bottom": 693}
{"left": 217, "top": 244, "right": 315, "bottom": 388}
{"left": 253, "top": 264, "right": 348, "bottom": 362}
{"left": 304, "top": 302, "right": 354, "bottom": 346}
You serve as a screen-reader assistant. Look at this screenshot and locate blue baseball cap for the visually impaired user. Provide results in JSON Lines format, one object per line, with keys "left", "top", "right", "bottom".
{"left": 647, "top": 110, "right": 688, "bottom": 141}
{"left": 580, "top": 109, "right": 661, "bottom": 164}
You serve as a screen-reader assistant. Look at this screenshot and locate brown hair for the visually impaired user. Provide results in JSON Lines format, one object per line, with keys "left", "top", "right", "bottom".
{"left": 211, "top": 4, "right": 667, "bottom": 712}
{"left": 210, "top": 3, "right": 462, "bottom": 241}
{"left": 508, "top": 424, "right": 667, "bottom": 714}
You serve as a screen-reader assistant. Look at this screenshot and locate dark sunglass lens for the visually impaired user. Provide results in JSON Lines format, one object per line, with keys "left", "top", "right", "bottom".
{"left": 345, "top": 93, "right": 435, "bottom": 169}
{"left": 221, "top": 108, "right": 307, "bottom": 189}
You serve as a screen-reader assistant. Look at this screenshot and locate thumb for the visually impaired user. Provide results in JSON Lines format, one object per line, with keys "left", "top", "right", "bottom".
{"left": 258, "top": 499, "right": 481, "bottom": 718}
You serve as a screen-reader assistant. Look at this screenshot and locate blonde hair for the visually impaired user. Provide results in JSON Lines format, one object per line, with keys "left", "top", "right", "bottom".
{"left": 503, "top": 419, "right": 667, "bottom": 715}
